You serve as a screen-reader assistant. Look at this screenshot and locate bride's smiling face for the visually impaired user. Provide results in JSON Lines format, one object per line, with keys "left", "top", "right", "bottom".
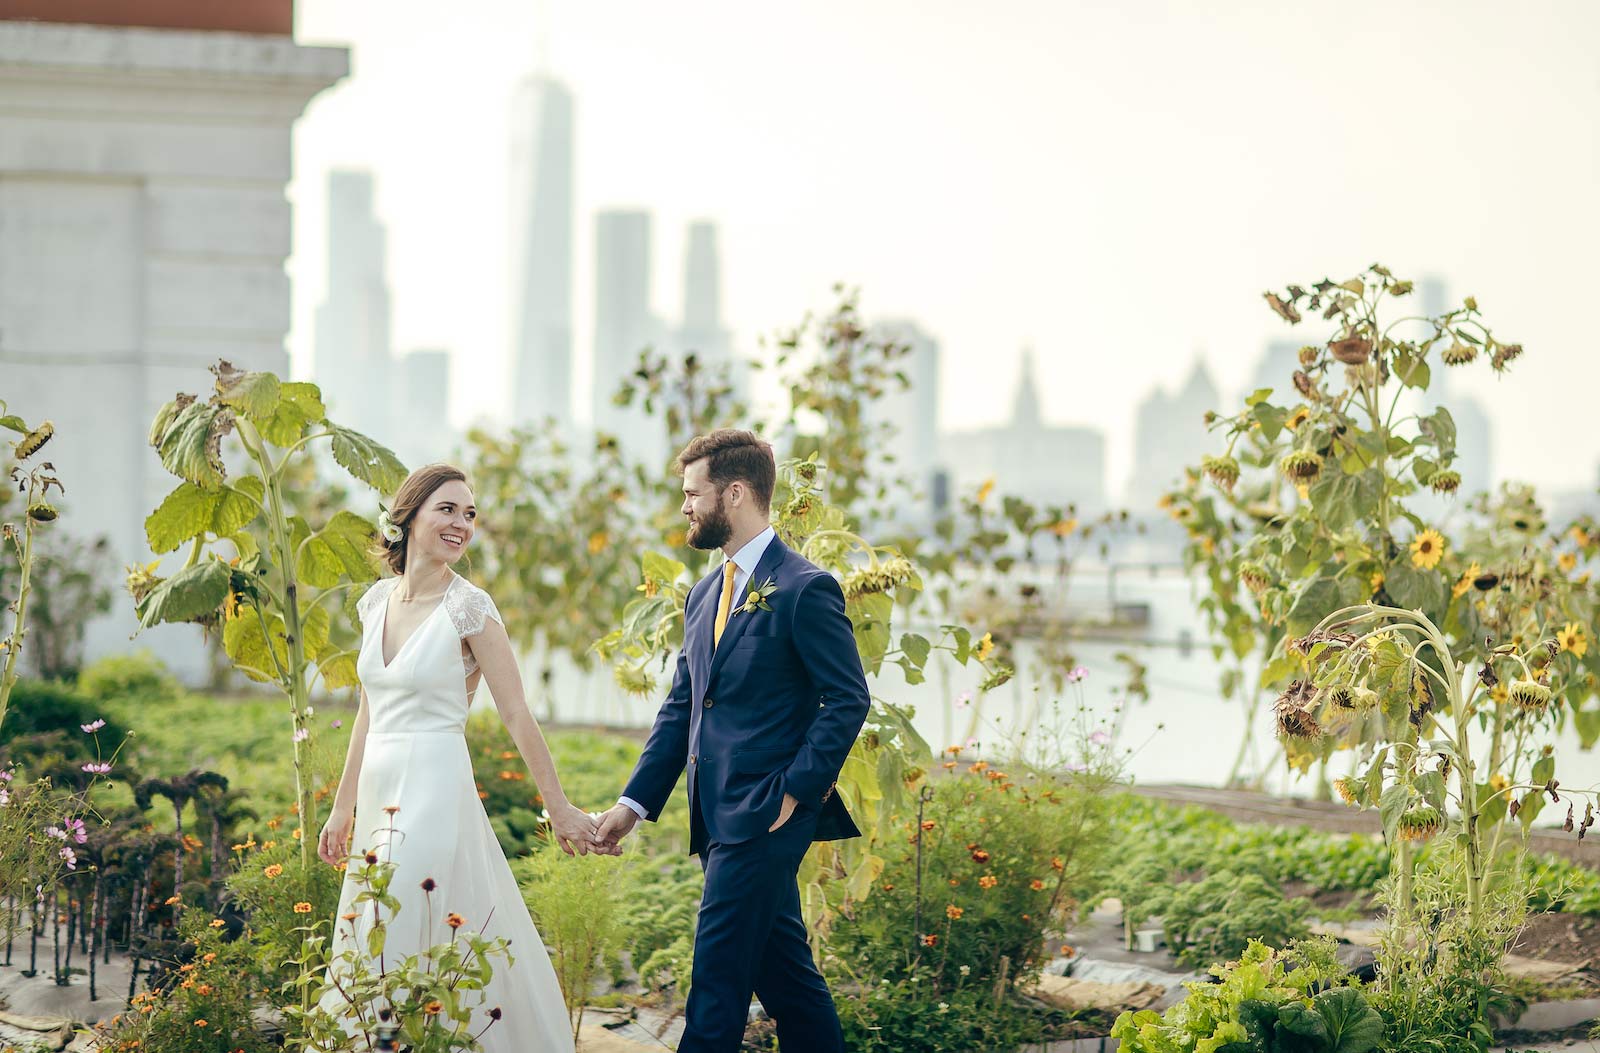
{"left": 409, "top": 480, "right": 476, "bottom": 564}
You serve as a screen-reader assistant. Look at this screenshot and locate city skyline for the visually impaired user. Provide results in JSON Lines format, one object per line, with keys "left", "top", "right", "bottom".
{"left": 287, "top": 0, "right": 1599, "bottom": 500}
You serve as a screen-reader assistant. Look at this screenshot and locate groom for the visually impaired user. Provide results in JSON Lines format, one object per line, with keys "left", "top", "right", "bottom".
{"left": 594, "top": 429, "right": 870, "bottom": 1053}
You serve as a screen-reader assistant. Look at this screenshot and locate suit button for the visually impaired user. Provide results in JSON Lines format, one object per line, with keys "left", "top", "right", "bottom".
{"left": 704, "top": 697, "right": 714, "bottom": 708}
{"left": 688, "top": 754, "right": 696, "bottom": 764}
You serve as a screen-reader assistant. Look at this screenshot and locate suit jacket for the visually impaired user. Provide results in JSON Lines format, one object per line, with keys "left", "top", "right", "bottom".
{"left": 622, "top": 534, "right": 872, "bottom": 856}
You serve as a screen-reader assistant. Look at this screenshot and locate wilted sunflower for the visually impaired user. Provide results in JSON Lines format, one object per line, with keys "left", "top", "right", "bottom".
{"left": 1397, "top": 803, "right": 1444, "bottom": 842}
{"left": 1328, "top": 335, "right": 1372, "bottom": 365}
{"left": 1297, "top": 345, "right": 1319, "bottom": 367}
{"left": 1440, "top": 343, "right": 1476, "bottom": 366}
{"left": 13, "top": 421, "right": 54, "bottom": 460}
{"left": 1239, "top": 562, "right": 1271, "bottom": 595}
{"left": 26, "top": 502, "right": 58, "bottom": 522}
{"left": 1429, "top": 470, "right": 1461, "bottom": 495}
{"left": 1273, "top": 681, "right": 1320, "bottom": 740}
{"left": 1333, "top": 777, "right": 1360, "bottom": 806}
{"left": 1202, "top": 454, "right": 1240, "bottom": 492}
{"left": 1558, "top": 622, "right": 1588, "bottom": 658}
{"left": 1508, "top": 679, "right": 1552, "bottom": 713}
{"left": 1279, "top": 450, "right": 1323, "bottom": 486}
{"left": 1265, "top": 292, "right": 1302, "bottom": 323}
{"left": 1409, "top": 529, "right": 1446, "bottom": 570}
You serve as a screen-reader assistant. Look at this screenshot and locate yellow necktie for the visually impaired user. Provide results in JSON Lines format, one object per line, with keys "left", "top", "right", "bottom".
{"left": 713, "top": 560, "right": 738, "bottom": 648}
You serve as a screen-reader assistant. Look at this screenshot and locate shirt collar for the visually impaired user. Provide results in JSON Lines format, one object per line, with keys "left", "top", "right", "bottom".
{"left": 728, "top": 525, "right": 776, "bottom": 577}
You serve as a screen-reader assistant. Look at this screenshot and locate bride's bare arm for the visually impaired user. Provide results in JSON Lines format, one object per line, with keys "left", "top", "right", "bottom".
{"left": 318, "top": 687, "right": 371, "bottom": 866}
{"left": 468, "top": 616, "right": 600, "bottom": 857}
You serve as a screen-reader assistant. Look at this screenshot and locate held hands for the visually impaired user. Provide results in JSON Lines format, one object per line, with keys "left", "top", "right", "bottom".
{"left": 317, "top": 806, "right": 354, "bottom": 867}
{"left": 548, "top": 800, "right": 602, "bottom": 857}
{"left": 590, "top": 804, "right": 640, "bottom": 857}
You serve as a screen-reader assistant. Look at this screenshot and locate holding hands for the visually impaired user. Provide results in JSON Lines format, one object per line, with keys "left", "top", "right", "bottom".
{"left": 547, "top": 799, "right": 603, "bottom": 857}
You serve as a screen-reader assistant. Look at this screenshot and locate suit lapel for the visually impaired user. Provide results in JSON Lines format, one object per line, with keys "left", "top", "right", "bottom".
{"left": 708, "top": 534, "right": 787, "bottom": 683}
{"left": 686, "top": 566, "right": 719, "bottom": 688}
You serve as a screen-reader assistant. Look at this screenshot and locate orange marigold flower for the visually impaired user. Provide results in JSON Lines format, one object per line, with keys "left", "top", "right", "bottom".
{"left": 1051, "top": 857, "right": 1064, "bottom": 871}
{"left": 1060, "top": 944, "right": 1074, "bottom": 955}
{"left": 194, "top": 1019, "right": 208, "bottom": 1028}
{"left": 921, "top": 820, "right": 936, "bottom": 831}
{"left": 292, "top": 902, "right": 313, "bottom": 914}
{"left": 971, "top": 849, "right": 990, "bottom": 863}
{"left": 948, "top": 878, "right": 961, "bottom": 887}
{"left": 969, "top": 761, "right": 989, "bottom": 773}
{"left": 979, "top": 875, "right": 998, "bottom": 889}
{"left": 341, "top": 912, "right": 358, "bottom": 921}
{"left": 196, "top": 984, "right": 213, "bottom": 995}
{"left": 446, "top": 913, "right": 465, "bottom": 929}
{"left": 946, "top": 905, "right": 964, "bottom": 920}
{"left": 164, "top": 895, "right": 181, "bottom": 906}
{"left": 180, "top": 978, "right": 194, "bottom": 989}
{"left": 1030, "top": 879, "right": 1046, "bottom": 891}
{"left": 203, "top": 953, "right": 216, "bottom": 963}
{"left": 882, "top": 883, "right": 895, "bottom": 892}
{"left": 209, "top": 919, "right": 225, "bottom": 928}
{"left": 382, "top": 805, "right": 400, "bottom": 815}
{"left": 267, "top": 818, "right": 281, "bottom": 830}
{"left": 424, "top": 1001, "right": 443, "bottom": 1015}
{"left": 922, "top": 934, "right": 938, "bottom": 947}
{"left": 942, "top": 761, "right": 958, "bottom": 769}
{"left": 292, "top": 827, "right": 302, "bottom": 839}
{"left": 1021, "top": 913, "right": 1031, "bottom": 921}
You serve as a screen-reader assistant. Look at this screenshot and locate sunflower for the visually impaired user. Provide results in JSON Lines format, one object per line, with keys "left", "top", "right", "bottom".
{"left": 1410, "top": 529, "right": 1446, "bottom": 570}
{"left": 1285, "top": 406, "right": 1311, "bottom": 432}
{"left": 1558, "top": 622, "right": 1588, "bottom": 658}
{"left": 1559, "top": 552, "right": 1578, "bottom": 574}
{"left": 1452, "top": 561, "right": 1481, "bottom": 599}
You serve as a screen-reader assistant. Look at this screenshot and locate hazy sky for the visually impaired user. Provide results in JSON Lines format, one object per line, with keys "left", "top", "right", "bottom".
{"left": 288, "top": 1, "right": 1600, "bottom": 502}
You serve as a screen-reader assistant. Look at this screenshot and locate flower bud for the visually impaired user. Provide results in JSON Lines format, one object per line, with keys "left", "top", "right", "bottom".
{"left": 1429, "top": 470, "right": 1462, "bottom": 495}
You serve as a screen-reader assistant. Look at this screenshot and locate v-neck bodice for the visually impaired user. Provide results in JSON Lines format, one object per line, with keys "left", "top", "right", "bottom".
{"left": 354, "top": 574, "right": 503, "bottom": 734}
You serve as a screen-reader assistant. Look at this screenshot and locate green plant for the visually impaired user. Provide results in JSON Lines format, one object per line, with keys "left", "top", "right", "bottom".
{"left": 288, "top": 850, "right": 511, "bottom": 1052}
{"left": 514, "top": 849, "right": 633, "bottom": 1039}
{"left": 78, "top": 650, "right": 180, "bottom": 703}
{"left": 839, "top": 970, "right": 1073, "bottom": 1053}
{"left": 1145, "top": 870, "right": 1311, "bottom": 971}
{"left": 1113, "top": 938, "right": 1382, "bottom": 1053}
{"left": 137, "top": 360, "right": 406, "bottom": 868}
{"left": 0, "top": 403, "right": 63, "bottom": 733}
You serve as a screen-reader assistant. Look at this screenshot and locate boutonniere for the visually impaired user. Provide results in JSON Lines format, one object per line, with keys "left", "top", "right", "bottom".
{"left": 733, "top": 576, "right": 778, "bottom": 617}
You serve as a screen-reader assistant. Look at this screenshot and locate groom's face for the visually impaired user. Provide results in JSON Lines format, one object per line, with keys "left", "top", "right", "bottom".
{"left": 681, "top": 461, "right": 733, "bottom": 551}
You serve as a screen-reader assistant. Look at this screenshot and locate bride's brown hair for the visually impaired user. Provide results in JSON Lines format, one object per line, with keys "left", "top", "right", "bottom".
{"left": 378, "top": 463, "right": 470, "bottom": 575}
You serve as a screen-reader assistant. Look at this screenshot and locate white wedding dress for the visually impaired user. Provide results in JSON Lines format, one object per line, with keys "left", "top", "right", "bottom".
{"left": 322, "top": 572, "right": 574, "bottom": 1052}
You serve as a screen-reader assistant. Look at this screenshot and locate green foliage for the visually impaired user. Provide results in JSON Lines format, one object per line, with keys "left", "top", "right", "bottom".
{"left": 92, "top": 910, "right": 278, "bottom": 1053}
{"left": 141, "top": 360, "right": 402, "bottom": 868}
{"left": 78, "top": 649, "right": 181, "bottom": 703}
{"left": 289, "top": 852, "right": 512, "bottom": 1053}
{"left": 225, "top": 833, "right": 347, "bottom": 994}
{"left": 0, "top": 399, "right": 65, "bottom": 734}
{"left": 1112, "top": 939, "right": 1380, "bottom": 1053}
{"left": 838, "top": 973, "right": 1072, "bottom": 1053}
{"left": 1145, "top": 870, "right": 1311, "bottom": 971}
{"left": 515, "top": 850, "right": 634, "bottom": 1039}
{"left": 617, "top": 856, "right": 703, "bottom": 994}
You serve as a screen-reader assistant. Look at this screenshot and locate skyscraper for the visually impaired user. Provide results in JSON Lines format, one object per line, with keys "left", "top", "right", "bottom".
{"left": 395, "top": 349, "right": 453, "bottom": 469}
{"left": 870, "top": 319, "right": 942, "bottom": 501}
{"left": 677, "top": 220, "right": 744, "bottom": 406}
{"left": 1126, "top": 358, "right": 1219, "bottom": 513}
{"left": 593, "top": 209, "right": 663, "bottom": 464}
{"left": 509, "top": 75, "right": 574, "bottom": 429}
{"left": 314, "top": 169, "right": 392, "bottom": 444}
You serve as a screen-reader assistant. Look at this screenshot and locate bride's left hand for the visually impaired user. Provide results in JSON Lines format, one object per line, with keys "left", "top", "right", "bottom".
{"left": 548, "top": 802, "right": 599, "bottom": 857}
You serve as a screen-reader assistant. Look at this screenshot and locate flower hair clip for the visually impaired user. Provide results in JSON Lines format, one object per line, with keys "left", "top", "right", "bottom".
{"left": 377, "top": 506, "right": 404, "bottom": 544}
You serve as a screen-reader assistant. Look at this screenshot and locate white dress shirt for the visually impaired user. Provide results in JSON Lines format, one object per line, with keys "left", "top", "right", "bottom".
{"left": 617, "top": 525, "right": 776, "bottom": 822}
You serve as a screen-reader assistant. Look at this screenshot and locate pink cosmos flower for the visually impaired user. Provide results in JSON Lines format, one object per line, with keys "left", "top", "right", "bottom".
{"left": 954, "top": 692, "right": 972, "bottom": 710}
{"left": 81, "top": 762, "right": 112, "bottom": 775}
{"left": 331, "top": 719, "right": 344, "bottom": 730}
{"left": 1066, "top": 667, "right": 1089, "bottom": 684}
{"left": 60, "top": 846, "right": 77, "bottom": 870}
{"left": 0, "top": 788, "right": 9, "bottom": 807}
{"left": 80, "top": 719, "right": 106, "bottom": 733}
{"left": 64, "top": 818, "right": 87, "bottom": 844}
{"left": 1088, "top": 730, "right": 1110, "bottom": 746}
{"left": 292, "top": 728, "right": 310, "bottom": 743}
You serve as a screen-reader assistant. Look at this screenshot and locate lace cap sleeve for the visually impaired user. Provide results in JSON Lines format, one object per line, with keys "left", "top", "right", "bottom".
{"left": 355, "top": 578, "right": 395, "bottom": 628}
{"left": 446, "top": 577, "right": 503, "bottom": 639}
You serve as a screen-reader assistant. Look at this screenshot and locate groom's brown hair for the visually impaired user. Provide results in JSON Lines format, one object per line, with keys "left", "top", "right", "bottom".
{"left": 674, "top": 429, "right": 776, "bottom": 512}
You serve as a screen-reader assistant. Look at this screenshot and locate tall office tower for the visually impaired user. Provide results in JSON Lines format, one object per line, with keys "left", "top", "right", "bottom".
{"left": 508, "top": 75, "right": 574, "bottom": 430}
{"left": 395, "top": 349, "right": 452, "bottom": 469}
{"left": 871, "top": 319, "right": 942, "bottom": 500}
{"left": 677, "top": 220, "right": 743, "bottom": 407}
{"left": 0, "top": 10, "right": 345, "bottom": 682}
{"left": 314, "top": 169, "right": 392, "bottom": 444}
{"left": 1417, "top": 276, "right": 1493, "bottom": 502}
{"left": 1125, "top": 358, "right": 1219, "bottom": 513}
{"left": 593, "top": 209, "right": 663, "bottom": 464}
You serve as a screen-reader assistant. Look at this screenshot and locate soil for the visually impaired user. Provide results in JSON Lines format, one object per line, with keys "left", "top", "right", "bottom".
{"left": 1514, "top": 911, "right": 1600, "bottom": 970}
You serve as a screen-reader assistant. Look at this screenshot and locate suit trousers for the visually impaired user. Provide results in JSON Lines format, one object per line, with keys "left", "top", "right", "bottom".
{"left": 676, "top": 799, "right": 845, "bottom": 1053}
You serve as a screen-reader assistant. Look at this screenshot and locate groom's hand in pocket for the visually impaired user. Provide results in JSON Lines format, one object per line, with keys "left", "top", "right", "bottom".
{"left": 768, "top": 793, "right": 799, "bottom": 832}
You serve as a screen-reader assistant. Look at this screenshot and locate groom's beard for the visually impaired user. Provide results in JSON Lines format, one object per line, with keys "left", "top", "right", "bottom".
{"left": 686, "top": 495, "right": 733, "bottom": 551}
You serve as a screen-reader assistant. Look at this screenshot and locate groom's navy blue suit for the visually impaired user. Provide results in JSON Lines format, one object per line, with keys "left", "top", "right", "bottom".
{"left": 621, "top": 529, "right": 870, "bottom": 1052}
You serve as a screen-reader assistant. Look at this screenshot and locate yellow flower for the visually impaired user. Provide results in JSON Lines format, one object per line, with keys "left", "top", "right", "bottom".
{"left": 1410, "top": 529, "right": 1445, "bottom": 570}
{"left": 1571, "top": 525, "right": 1592, "bottom": 547}
{"left": 1558, "top": 622, "right": 1588, "bottom": 658}
{"left": 974, "top": 632, "right": 995, "bottom": 661}
{"left": 1048, "top": 518, "right": 1077, "bottom": 538}
{"left": 976, "top": 478, "right": 995, "bottom": 504}
{"left": 587, "top": 531, "right": 608, "bottom": 555}
{"left": 1560, "top": 552, "right": 1579, "bottom": 573}
{"left": 1489, "top": 772, "right": 1510, "bottom": 793}
{"left": 946, "top": 904, "right": 964, "bottom": 920}
{"left": 1285, "top": 405, "right": 1311, "bottom": 431}
{"left": 1452, "top": 561, "right": 1481, "bottom": 599}
{"left": 263, "top": 864, "right": 283, "bottom": 879}
{"left": 1369, "top": 570, "right": 1385, "bottom": 593}
{"left": 978, "top": 875, "right": 998, "bottom": 890}
{"left": 292, "top": 902, "right": 312, "bottom": 914}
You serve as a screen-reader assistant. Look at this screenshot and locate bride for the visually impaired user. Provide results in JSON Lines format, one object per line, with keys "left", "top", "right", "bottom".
{"left": 316, "top": 462, "right": 596, "bottom": 1051}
